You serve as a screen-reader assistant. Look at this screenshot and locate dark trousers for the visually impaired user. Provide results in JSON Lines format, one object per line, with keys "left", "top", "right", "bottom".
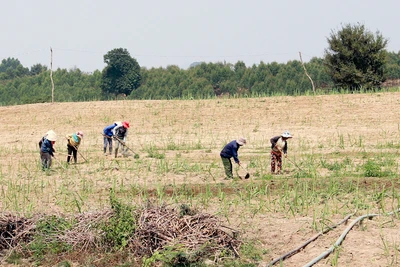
{"left": 67, "top": 145, "right": 78, "bottom": 163}
{"left": 221, "top": 157, "right": 233, "bottom": 179}
{"left": 103, "top": 136, "right": 112, "bottom": 154}
{"left": 40, "top": 152, "right": 52, "bottom": 169}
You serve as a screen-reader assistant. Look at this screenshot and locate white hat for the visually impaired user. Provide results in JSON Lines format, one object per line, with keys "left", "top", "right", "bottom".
{"left": 281, "top": 131, "right": 292, "bottom": 138}
{"left": 237, "top": 137, "right": 247, "bottom": 145}
{"left": 46, "top": 130, "right": 57, "bottom": 141}
{"left": 45, "top": 130, "right": 55, "bottom": 136}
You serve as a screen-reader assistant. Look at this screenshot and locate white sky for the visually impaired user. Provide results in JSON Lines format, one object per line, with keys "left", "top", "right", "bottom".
{"left": 2, "top": 0, "right": 399, "bottom": 72}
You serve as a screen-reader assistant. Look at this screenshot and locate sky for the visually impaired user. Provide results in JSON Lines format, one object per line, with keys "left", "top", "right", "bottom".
{"left": 2, "top": 0, "right": 399, "bottom": 72}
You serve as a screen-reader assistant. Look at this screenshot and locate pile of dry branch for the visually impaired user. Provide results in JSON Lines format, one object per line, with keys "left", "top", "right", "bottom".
{"left": 0, "top": 213, "right": 36, "bottom": 250}
{"left": 130, "top": 203, "right": 241, "bottom": 259}
{"left": 0, "top": 203, "right": 241, "bottom": 262}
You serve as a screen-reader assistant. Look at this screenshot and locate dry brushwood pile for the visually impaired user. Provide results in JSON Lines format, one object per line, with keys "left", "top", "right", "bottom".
{"left": 0, "top": 211, "right": 113, "bottom": 254}
{"left": 0, "top": 204, "right": 241, "bottom": 261}
{"left": 0, "top": 213, "right": 35, "bottom": 250}
{"left": 130, "top": 204, "right": 241, "bottom": 258}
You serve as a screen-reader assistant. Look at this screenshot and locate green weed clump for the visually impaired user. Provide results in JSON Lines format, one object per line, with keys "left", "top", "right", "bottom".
{"left": 27, "top": 215, "right": 73, "bottom": 262}
{"left": 363, "top": 159, "right": 392, "bottom": 177}
{"left": 142, "top": 244, "right": 194, "bottom": 267}
{"left": 102, "top": 191, "right": 137, "bottom": 251}
{"left": 145, "top": 145, "right": 165, "bottom": 159}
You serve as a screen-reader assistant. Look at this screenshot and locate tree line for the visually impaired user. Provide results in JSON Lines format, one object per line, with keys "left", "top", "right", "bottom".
{"left": 1, "top": 24, "right": 400, "bottom": 106}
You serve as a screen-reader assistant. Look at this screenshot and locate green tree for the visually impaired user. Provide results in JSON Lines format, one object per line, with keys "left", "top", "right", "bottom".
{"left": 386, "top": 51, "right": 400, "bottom": 79}
{"left": 233, "top": 61, "right": 246, "bottom": 83}
{"left": 101, "top": 48, "right": 141, "bottom": 96}
{"left": 306, "top": 57, "right": 334, "bottom": 90}
{"left": 0, "top": 58, "right": 29, "bottom": 80}
{"left": 30, "top": 64, "right": 48, "bottom": 76}
{"left": 324, "top": 23, "right": 388, "bottom": 90}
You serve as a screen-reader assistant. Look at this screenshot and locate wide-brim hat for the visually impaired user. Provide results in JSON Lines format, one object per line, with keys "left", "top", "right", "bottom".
{"left": 237, "top": 137, "right": 247, "bottom": 145}
{"left": 281, "top": 131, "right": 292, "bottom": 138}
{"left": 46, "top": 130, "right": 55, "bottom": 136}
{"left": 123, "top": 121, "right": 130, "bottom": 128}
{"left": 47, "top": 131, "right": 57, "bottom": 141}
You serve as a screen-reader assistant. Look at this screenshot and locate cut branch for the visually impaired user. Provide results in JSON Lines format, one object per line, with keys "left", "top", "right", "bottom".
{"left": 299, "top": 51, "right": 316, "bottom": 94}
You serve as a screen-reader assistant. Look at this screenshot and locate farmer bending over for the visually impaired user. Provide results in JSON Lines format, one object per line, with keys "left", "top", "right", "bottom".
{"left": 66, "top": 131, "right": 84, "bottom": 164}
{"left": 270, "top": 131, "right": 292, "bottom": 174}
{"left": 113, "top": 121, "right": 130, "bottom": 158}
{"left": 220, "top": 137, "right": 246, "bottom": 179}
{"left": 103, "top": 122, "right": 120, "bottom": 156}
{"left": 39, "top": 130, "right": 55, "bottom": 150}
{"left": 40, "top": 130, "right": 57, "bottom": 170}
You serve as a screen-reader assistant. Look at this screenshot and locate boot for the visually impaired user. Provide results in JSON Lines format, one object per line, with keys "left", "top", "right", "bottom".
{"left": 115, "top": 148, "right": 118, "bottom": 158}
{"left": 109, "top": 147, "right": 112, "bottom": 155}
{"left": 104, "top": 148, "right": 107, "bottom": 156}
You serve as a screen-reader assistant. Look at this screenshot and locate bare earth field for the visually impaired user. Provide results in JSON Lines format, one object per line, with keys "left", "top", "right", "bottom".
{"left": 0, "top": 92, "right": 400, "bottom": 266}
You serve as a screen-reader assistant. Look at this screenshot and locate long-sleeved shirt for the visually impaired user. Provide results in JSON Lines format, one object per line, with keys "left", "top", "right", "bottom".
{"left": 103, "top": 124, "right": 117, "bottom": 137}
{"left": 40, "top": 138, "right": 55, "bottom": 156}
{"left": 220, "top": 140, "right": 241, "bottom": 163}
{"left": 66, "top": 133, "right": 82, "bottom": 148}
{"left": 270, "top": 136, "right": 288, "bottom": 154}
{"left": 113, "top": 125, "right": 128, "bottom": 141}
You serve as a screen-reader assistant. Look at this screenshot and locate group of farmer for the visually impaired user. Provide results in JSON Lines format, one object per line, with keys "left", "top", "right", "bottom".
{"left": 39, "top": 130, "right": 84, "bottom": 170}
{"left": 39, "top": 121, "right": 130, "bottom": 170}
{"left": 220, "top": 131, "right": 293, "bottom": 179}
{"left": 102, "top": 121, "right": 130, "bottom": 157}
{"left": 39, "top": 121, "right": 292, "bottom": 179}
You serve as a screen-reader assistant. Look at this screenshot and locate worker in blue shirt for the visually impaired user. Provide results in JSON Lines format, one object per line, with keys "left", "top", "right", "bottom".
{"left": 103, "top": 122, "right": 120, "bottom": 156}
{"left": 220, "top": 137, "right": 246, "bottom": 179}
{"left": 40, "top": 130, "right": 57, "bottom": 170}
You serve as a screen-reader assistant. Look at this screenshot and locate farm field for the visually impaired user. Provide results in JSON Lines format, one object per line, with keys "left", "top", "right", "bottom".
{"left": 0, "top": 92, "right": 400, "bottom": 266}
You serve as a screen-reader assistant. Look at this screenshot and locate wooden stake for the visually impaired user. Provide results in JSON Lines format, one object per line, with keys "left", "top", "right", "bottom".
{"left": 50, "top": 47, "right": 54, "bottom": 103}
{"left": 299, "top": 51, "right": 316, "bottom": 94}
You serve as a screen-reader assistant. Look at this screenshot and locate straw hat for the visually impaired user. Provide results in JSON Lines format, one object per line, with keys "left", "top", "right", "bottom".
{"left": 45, "top": 130, "right": 55, "bottom": 136}
{"left": 237, "top": 137, "right": 247, "bottom": 145}
{"left": 47, "top": 130, "right": 57, "bottom": 141}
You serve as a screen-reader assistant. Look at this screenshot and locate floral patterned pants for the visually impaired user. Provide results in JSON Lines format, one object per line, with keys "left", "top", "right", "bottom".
{"left": 270, "top": 151, "right": 282, "bottom": 173}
